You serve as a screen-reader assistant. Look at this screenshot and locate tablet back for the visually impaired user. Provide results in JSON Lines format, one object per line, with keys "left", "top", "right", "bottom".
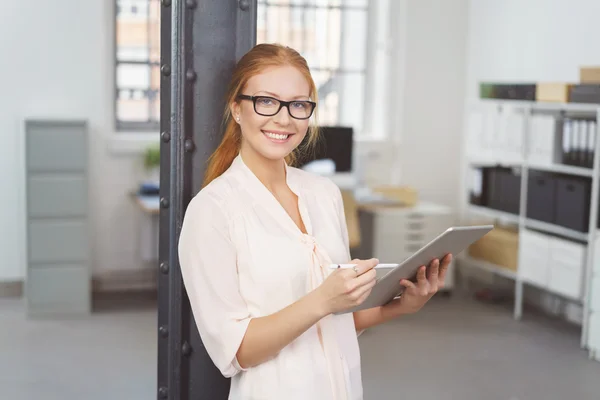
{"left": 338, "top": 225, "right": 494, "bottom": 314}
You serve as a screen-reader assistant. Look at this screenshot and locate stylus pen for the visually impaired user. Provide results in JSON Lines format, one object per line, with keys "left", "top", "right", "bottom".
{"left": 329, "top": 263, "right": 399, "bottom": 269}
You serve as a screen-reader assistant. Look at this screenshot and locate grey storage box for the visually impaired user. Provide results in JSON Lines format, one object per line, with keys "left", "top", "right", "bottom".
{"left": 25, "top": 120, "right": 91, "bottom": 317}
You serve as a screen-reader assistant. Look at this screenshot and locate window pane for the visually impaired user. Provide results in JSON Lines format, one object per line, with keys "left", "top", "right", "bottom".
{"left": 152, "top": 91, "right": 160, "bottom": 122}
{"left": 116, "top": 1, "right": 148, "bottom": 47}
{"left": 118, "top": 92, "right": 150, "bottom": 122}
{"left": 117, "top": 0, "right": 149, "bottom": 17}
{"left": 150, "top": 64, "right": 161, "bottom": 93}
{"left": 118, "top": 63, "right": 150, "bottom": 89}
{"left": 117, "top": 46, "right": 149, "bottom": 62}
{"left": 148, "top": 0, "right": 161, "bottom": 64}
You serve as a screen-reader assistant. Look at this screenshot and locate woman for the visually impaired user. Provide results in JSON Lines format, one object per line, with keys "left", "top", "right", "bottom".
{"left": 177, "top": 43, "right": 451, "bottom": 400}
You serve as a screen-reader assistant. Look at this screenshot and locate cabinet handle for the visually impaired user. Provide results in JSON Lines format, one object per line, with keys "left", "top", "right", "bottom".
{"left": 408, "top": 222, "right": 422, "bottom": 230}
{"left": 407, "top": 233, "right": 423, "bottom": 241}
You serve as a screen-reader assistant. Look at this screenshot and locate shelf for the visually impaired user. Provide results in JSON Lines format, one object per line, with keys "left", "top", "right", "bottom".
{"left": 528, "top": 163, "right": 593, "bottom": 177}
{"left": 525, "top": 219, "right": 589, "bottom": 242}
{"left": 457, "top": 254, "right": 517, "bottom": 280}
{"left": 467, "top": 159, "right": 523, "bottom": 168}
{"left": 534, "top": 102, "right": 600, "bottom": 114}
{"left": 468, "top": 160, "right": 593, "bottom": 177}
{"left": 467, "top": 205, "right": 520, "bottom": 224}
{"left": 466, "top": 205, "right": 591, "bottom": 242}
{"left": 477, "top": 98, "right": 600, "bottom": 114}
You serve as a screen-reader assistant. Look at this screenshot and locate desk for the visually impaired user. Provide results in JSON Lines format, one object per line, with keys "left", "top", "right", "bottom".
{"left": 135, "top": 195, "right": 159, "bottom": 215}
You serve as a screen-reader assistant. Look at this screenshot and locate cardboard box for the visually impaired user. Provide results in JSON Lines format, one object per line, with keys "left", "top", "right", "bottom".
{"left": 536, "top": 82, "right": 573, "bottom": 102}
{"left": 371, "top": 186, "right": 418, "bottom": 207}
{"left": 468, "top": 225, "right": 519, "bottom": 271}
{"left": 580, "top": 66, "right": 600, "bottom": 84}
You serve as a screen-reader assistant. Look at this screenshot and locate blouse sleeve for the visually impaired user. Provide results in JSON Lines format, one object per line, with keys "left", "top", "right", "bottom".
{"left": 177, "top": 192, "right": 252, "bottom": 378}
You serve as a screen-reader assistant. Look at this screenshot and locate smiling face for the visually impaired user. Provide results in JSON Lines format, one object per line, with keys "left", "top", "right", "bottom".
{"left": 231, "top": 65, "right": 312, "bottom": 163}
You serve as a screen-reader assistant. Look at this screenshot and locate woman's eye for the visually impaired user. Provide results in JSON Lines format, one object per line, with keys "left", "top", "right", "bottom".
{"left": 291, "top": 102, "right": 307, "bottom": 109}
{"left": 258, "top": 98, "right": 274, "bottom": 106}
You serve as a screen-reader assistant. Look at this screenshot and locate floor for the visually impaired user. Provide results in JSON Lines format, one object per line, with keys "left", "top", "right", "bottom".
{"left": 1, "top": 290, "right": 599, "bottom": 400}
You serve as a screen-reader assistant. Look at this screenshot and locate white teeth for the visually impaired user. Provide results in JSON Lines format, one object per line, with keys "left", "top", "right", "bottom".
{"left": 264, "top": 131, "right": 289, "bottom": 140}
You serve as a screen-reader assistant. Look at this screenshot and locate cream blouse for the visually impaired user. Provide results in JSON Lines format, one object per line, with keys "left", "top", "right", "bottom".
{"left": 178, "top": 154, "right": 363, "bottom": 400}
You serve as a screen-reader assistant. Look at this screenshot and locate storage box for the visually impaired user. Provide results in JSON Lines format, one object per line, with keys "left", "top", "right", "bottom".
{"left": 555, "top": 175, "right": 591, "bottom": 232}
{"left": 569, "top": 84, "right": 600, "bottom": 104}
{"left": 487, "top": 167, "right": 521, "bottom": 214}
{"left": 580, "top": 66, "right": 600, "bottom": 84}
{"left": 536, "top": 83, "right": 573, "bottom": 102}
{"left": 480, "top": 83, "right": 536, "bottom": 101}
{"left": 468, "top": 225, "right": 519, "bottom": 271}
{"left": 526, "top": 171, "right": 556, "bottom": 224}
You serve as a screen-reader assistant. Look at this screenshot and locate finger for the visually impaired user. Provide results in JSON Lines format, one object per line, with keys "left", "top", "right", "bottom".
{"left": 428, "top": 259, "right": 440, "bottom": 285}
{"left": 352, "top": 276, "right": 377, "bottom": 299}
{"left": 399, "top": 279, "right": 417, "bottom": 290}
{"left": 353, "top": 258, "right": 378, "bottom": 277}
{"left": 438, "top": 254, "right": 452, "bottom": 282}
{"left": 353, "top": 268, "right": 377, "bottom": 288}
{"left": 354, "top": 286, "right": 374, "bottom": 305}
{"left": 416, "top": 265, "right": 427, "bottom": 285}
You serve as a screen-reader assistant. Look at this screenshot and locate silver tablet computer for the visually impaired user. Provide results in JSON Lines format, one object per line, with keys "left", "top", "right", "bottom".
{"left": 337, "top": 224, "right": 494, "bottom": 314}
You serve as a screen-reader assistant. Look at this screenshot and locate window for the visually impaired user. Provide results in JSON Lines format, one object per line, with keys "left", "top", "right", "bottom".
{"left": 113, "top": 0, "right": 371, "bottom": 134}
{"left": 115, "top": 0, "right": 161, "bottom": 131}
{"left": 257, "top": 0, "right": 369, "bottom": 134}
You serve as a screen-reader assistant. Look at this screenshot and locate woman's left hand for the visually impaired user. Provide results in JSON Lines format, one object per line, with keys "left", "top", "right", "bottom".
{"left": 383, "top": 254, "right": 452, "bottom": 316}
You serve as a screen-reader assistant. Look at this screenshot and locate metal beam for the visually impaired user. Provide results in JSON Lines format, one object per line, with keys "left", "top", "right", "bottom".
{"left": 158, "top": 1, "right": 257, "bottom": 399}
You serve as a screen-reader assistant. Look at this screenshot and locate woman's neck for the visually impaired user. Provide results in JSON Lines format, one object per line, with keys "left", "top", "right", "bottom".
{"left": 239, "top": 146, "right": 287, "bottom": 193}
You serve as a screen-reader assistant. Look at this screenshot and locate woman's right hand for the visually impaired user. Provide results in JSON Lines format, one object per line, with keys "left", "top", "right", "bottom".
{"left": 315, "top": 258, "right": 379, "bottom": 315}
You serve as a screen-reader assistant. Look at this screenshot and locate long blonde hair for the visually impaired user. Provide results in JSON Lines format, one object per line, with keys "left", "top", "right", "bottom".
{"left": 203, "top": 43, "right": 320, "bottom": 188}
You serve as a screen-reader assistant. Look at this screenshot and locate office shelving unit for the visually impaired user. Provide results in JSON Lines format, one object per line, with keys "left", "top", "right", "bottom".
{"left": 458, "top": 99, "right": 600, "bottom": 362}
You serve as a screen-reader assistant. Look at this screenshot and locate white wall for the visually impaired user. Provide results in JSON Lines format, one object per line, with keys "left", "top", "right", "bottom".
{"left": 466, "top": 0, "right": 600, "bottom": 99}
{"left": 390, "top": 0, "right": 469, "bottom": 210}
{"left": 0, "top": 0, "right": 153, "bottom": 285}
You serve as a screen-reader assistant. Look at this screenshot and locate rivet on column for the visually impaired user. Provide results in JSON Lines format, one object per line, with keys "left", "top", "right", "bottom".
{"left": 184, "top": 139, "right": 195, "bottom": 153}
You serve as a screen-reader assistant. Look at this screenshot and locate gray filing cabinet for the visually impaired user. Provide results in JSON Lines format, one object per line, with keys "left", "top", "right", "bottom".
{"left": 25, "top": 120, "right": 91, "bottom": 317}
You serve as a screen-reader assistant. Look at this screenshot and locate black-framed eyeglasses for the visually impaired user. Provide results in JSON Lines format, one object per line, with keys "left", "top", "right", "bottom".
{"left": 237, "top": 94, "right": 316, "bottom": 120}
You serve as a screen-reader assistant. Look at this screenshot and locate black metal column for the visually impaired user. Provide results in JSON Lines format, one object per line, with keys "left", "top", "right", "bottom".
{"left": 158, "top": 1, "right": 257, "bottom": 399}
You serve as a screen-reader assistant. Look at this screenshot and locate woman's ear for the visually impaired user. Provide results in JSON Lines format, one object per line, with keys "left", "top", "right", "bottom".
{"left": 230, "top": 101, "right": 241, "bottom": 124}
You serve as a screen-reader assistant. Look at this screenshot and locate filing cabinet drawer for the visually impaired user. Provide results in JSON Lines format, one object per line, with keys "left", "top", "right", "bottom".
{"left": 28, "top": 175, "right": 87, "bottom": 218}
{"left": 548, "top": 260, "right": 584, "bottom": 300}
{"left": 28, "top": 220, "right": 89, "bottom": 263}
{"left": 26, "top": 265, "right": 90, "bottom": 315}
{"left": 26, "top": 122, "right": 88, "bottom": 172}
